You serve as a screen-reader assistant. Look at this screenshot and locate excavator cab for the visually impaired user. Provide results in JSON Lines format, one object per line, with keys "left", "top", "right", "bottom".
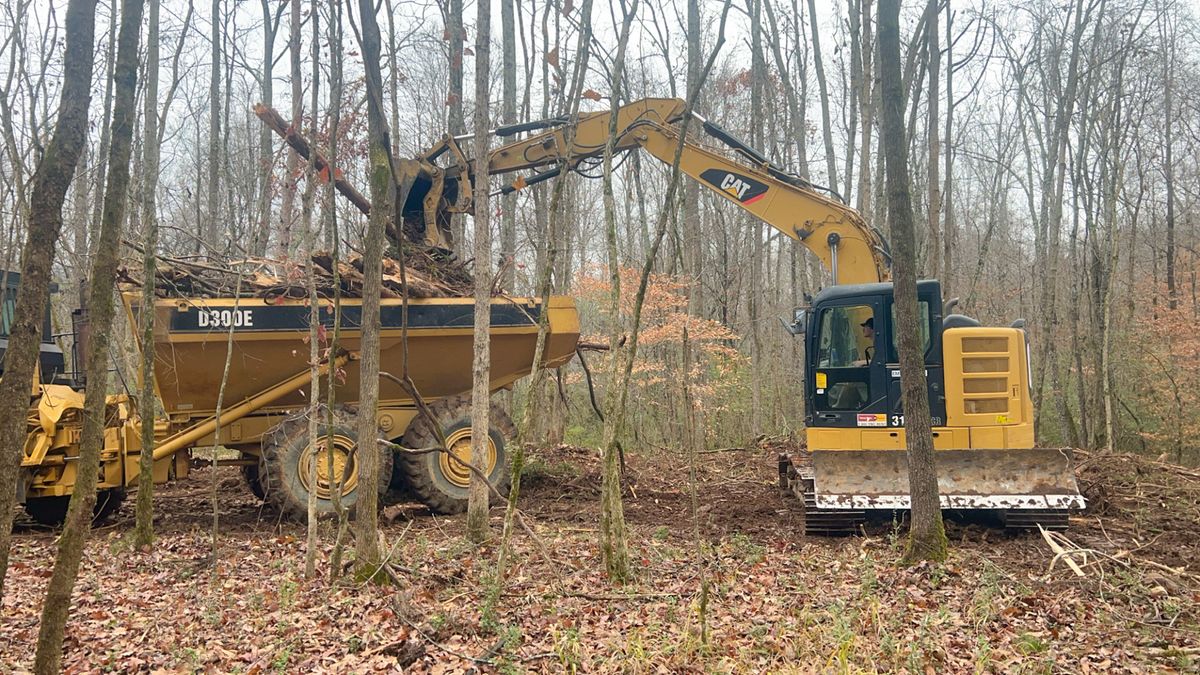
{"left": 794, "top": 280, "right": 1085, "bottom": 534}
{"left": 804, "top": 280, "right": 947, "bottom": 431}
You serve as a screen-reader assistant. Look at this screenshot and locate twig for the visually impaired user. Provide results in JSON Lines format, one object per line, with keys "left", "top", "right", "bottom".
{"left": 1040, "top": 525, "right": 1086, "bottom": 577}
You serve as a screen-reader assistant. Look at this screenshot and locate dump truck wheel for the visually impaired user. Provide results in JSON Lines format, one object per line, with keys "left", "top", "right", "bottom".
{"left": 242, "top": 463, "right": 266, "bottom": 501}
{"left": 397, "top": 395, "right": 514, "bottom": 515}
{"left": 260, "top": 410, "right": 393, "bottom": 521}
{"left": 23, "top": 489, "right": 126, "bottom": 527}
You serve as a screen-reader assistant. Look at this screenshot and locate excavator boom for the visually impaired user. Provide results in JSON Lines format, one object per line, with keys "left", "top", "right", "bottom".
{"left": 413, "top": 98, "right": 891, "bottom": 285}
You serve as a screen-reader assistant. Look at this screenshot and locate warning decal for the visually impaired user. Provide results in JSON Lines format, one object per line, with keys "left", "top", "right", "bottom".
{"left": 856, "top": 413, "right": 887, "bottom": 427}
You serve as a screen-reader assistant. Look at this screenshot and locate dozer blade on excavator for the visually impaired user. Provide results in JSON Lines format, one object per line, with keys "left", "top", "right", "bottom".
{"left": 800, "top": 448, "right": 1086, "bottom": 534}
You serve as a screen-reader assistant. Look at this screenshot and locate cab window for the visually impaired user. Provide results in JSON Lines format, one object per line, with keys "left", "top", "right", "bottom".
{"left": 816, "top": 304, "right": 875, "bottom": 368}
{"left": 886, "top": 300, "right": 932, "bottom": 362}
{"left": 0, "top": 287, "right": 15, "bottom": 338}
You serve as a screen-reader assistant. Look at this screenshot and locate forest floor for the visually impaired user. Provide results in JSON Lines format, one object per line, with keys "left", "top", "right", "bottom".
{"left": 2, "top": 442, "right": 1199, "bottom": 674}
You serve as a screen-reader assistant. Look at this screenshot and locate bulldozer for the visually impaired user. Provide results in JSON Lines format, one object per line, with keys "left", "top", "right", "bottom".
{"left": 6, "top": 271, "right": 580, "bottom": 525}
{"left": 406, "top": 97, "right": 1086, "bottom": 535}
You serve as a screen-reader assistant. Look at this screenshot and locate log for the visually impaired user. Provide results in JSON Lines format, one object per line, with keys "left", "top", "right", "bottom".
{"left": 253, "top": 103, "right": 373, "bottom": 216}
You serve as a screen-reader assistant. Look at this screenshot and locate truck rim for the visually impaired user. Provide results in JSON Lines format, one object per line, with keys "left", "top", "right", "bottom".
{"left": 298, "top": 433, "right": 359, "bottom": 500}
{"left": 439, "top": 428, "right": 497, "bottom": 488}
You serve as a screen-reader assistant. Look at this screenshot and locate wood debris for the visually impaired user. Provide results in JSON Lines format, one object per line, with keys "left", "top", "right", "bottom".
{"left": 119, "top": 248, "right": 474, "bottom": 299}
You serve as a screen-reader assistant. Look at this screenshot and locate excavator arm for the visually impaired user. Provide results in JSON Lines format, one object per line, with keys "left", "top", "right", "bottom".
{"left": 412, "top": 97, "right": 891, "bottom": 285}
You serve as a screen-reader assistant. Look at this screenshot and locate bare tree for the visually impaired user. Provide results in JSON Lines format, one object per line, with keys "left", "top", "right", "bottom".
{"left": 205, "top": 0, "right": 221, "bottom": 252}
{"left": 499, "top": 0, "right": 517, "bottom": 290}
{"left": 926, "top": 0, "right": 942, "bottom": 279}
{"left": 133, "top": 0, "right": 162, "bottom": 549}
{"left": 353, "top": 0, "right": 391, "bottom": 570}
{"left": 277, "top": 0, "right": 304, "bottom": 261}
{"left": 444, "top": 0, "right": 466, "bottom": 251}
{"left": 879, "top": 0, "right": 946, "bottom": 564}
{"left": 806, "top": 0, "right": 838, "bottom": 188}
{"left": 0, "top": 0, "right": 98, "bottom": 598}
{"left": 35, "top": 0, "right": 144, "bottom": 666}
{"left": 598, "top": 0, "right": 640, "bottom": 583}
{"left": 254, "top": 0, "right": 283, "bottom": 256}
{"left": 466, "top": 0, "right": 494, "bottom": 544}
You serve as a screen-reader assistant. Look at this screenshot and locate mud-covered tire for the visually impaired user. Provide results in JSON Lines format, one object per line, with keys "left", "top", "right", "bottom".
{"left": 242, "top": 463, "right": 266, "bottom": 501}
{"left": 395, "top": 395, "right": 514, "bottom": 515}
{"left": 260, "top": 409, "right": 392, "bottom": 521}
{"left": 23, "top": 489, "right": 126, "bottom": 527}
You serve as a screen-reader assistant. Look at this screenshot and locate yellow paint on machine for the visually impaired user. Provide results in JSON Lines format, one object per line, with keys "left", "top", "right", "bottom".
{"left": 808, "top": 326, "right": 1035, "bottom": 453}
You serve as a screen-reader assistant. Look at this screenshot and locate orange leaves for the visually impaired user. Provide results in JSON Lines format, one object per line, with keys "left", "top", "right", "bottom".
{"left": 582, "top": 88, "right": 603, "bottom": 102}
{"left": 546, "top": 47, "right": 560, "bottom": 68}
{"left": 575, "top": 265, "right": 747, "bottom": 415}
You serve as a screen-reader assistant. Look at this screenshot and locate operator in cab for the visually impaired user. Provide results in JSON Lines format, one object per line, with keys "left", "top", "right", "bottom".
{"left": 860, "top": 318, "right": 875, "bottom": 362}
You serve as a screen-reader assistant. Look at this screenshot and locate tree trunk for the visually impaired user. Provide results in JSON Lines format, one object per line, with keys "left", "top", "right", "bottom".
{"left": 255, "top": 0, "right": 278, "bottom": 257}
{"left": 598, "top": 0, "right": 639, "bottom": 584}
{"left": 806, "top": 0, "right": 838, "bottom": 189}
{"left": 1164, "top": 24, "right": 1176, "bottom": 311}
{"left": 684, "top": 0, "right": 703, "bottom": 316}
{"left": 855, "top": 0, "right": 876, "bottom": 216}
{"left": 844, "top": 0, "right": 862, "bottom": 202}
{"left": 0, "top": 0, "right": 98, "bottom": 599}
{"left": 519, "top": 0, "right": 594, "bottom": 448}
{"left": 925, "top": 0, "right": 941, "bottom": 280}
{"left": 303, "top": 1, "right": 322, "bottom": 580}
{"left": 354, "top": 0, "right": 392, "bottom": 570}
{"left": 86, "top": 9, "right": 118, "bottom": 275}
{"left": 466, "top": 0, "right": 493, "bottom": 544}
{"left": 205, "top": 0, "right": 221, "bottom": 253}
{"left": 879, "top": 0, "right": 946, "bottom": 565}
{"left": 134, "top": 0, "right": 161, "bottom": 550}
{"left": 499, "top": 0, "right": 517, "bottom": 291}
{"left": 34, "top": 0, "right": 143, "bottom": 667}
{"left": 446, "top": 0, "right": 466, "bottom": 253}
{"left": 278, "top": 0, "right": 303, "bottom": 260}
{"left": 941, "top": 6, "right": 954, "bottom": 296}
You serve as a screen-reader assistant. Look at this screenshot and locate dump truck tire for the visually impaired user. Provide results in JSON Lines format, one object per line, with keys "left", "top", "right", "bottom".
{"left": 396, "top": 395, "right": 514, "bottom": 515}
{"left": 23, "top": 489, "right": 125, "bottom": 527}
{"left": 260, "top": 409, "right": 393, "bottom": 521}
{"left": 242, "top": 463, "right": 266, "bottom": 501}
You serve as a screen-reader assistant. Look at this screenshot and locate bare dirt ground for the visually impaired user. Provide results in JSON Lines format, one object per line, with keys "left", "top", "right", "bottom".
{"left": 2, "top": 442, "right": 1198, "bottom": 673}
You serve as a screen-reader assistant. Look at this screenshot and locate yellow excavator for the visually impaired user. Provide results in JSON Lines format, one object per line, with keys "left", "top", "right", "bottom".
{"left": 409, "top": 97, "right": 1086, "bottom": 535}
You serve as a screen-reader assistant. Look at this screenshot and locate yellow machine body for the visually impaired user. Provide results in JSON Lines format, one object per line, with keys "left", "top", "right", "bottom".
{"left": 18, "top": 292, "right": 580, "bottom": 509}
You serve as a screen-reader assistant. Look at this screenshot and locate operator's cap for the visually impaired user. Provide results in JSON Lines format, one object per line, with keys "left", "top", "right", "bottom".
{"left": 861, "top": 318, "right": 874, "bottom": 329}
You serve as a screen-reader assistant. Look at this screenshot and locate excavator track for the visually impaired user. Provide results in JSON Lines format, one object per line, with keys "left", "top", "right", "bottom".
{"left": 782, "top": 451, "right": 865, "bottom": 536}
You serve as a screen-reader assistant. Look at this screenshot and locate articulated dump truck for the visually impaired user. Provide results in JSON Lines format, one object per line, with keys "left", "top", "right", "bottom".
{"left": 13, "top": 283, "right": 579, "bottom": 525}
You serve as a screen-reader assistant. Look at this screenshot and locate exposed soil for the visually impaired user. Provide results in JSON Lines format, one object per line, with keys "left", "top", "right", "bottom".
{"left": 3, "top": 442, "right": 1198, "bottom": 673}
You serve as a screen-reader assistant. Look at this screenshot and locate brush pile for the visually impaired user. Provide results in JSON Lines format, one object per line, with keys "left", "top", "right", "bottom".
{"left": 120, "top": 248, "right": 474, "bottom": 299}
{"left": 1076, "top": 449, "right": 1200, "bottom": 542}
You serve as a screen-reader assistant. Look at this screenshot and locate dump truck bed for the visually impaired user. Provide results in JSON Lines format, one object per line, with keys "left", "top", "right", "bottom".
{"left": 125, "top": 294, "right": 579, "bottom": 419}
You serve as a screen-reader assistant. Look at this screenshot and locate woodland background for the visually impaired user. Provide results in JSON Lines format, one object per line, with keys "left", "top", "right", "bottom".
{"left": 4, "top": 0, "right": 1199, "bottom": 464}
{"left": 3, "top": 0, "right": 1200, "bottom": 671}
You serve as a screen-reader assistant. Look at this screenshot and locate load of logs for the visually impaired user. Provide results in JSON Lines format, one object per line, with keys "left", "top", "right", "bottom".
{"left": 116, "top": 102, "right": 480, "bottom": 300}
{"left": 120, "top": 247, "right": 474, "bottom": 300}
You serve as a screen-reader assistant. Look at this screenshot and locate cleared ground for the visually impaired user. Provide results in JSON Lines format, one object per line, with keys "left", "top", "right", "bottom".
{"left": 2, "top": 442, "right": 1197, "bottom": 673}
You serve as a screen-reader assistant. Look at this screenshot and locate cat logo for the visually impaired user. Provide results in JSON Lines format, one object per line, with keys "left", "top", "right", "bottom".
{"left": 699, "top": 168, "right": 769, "bottom": 204}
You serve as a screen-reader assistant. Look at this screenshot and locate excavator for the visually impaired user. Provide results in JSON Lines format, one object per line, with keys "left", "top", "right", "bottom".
{"left": 407, "top": 97, "right": 1086, "bottom": 535}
